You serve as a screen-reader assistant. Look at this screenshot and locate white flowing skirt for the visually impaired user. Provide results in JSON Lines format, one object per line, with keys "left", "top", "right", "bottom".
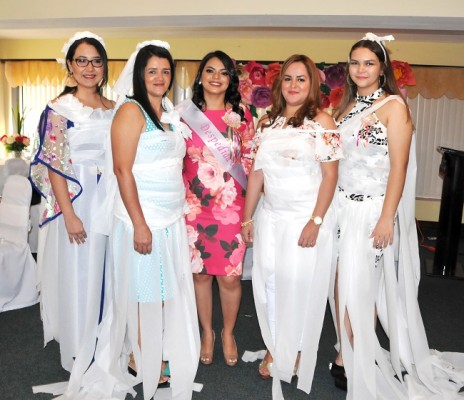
{"left": 38, "top": 165, "right": 108, "bottom": 372}
{"left": 331, "top": 193, "right": 464, "bottom": 400}
{"left": 64, "top": 216, "right": 200, "bottom": 400}
{"left": 252, "top": 195, "right": 337, "bottom": 399}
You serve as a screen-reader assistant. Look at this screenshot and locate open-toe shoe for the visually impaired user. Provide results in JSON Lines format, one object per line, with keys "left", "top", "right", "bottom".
{"left": 221, "top": 329, "right": 238, "bottom": 367}
{"left": 200, "top": 330, "right": 215, "bottom": 365}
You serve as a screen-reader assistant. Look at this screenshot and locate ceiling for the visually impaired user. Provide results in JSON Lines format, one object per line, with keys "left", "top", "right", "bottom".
{"left": 1, "top": 15, "right": 464, "bottom": 42}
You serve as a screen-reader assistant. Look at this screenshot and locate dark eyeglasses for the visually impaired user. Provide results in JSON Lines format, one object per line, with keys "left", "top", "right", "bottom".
{"left": 73, "top": 58, "right": 104, "bottom": 68}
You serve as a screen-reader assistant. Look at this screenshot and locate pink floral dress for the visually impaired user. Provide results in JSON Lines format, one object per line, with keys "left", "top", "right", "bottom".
{"left": 183, "top": 108, "right": 255, "bottom": 276}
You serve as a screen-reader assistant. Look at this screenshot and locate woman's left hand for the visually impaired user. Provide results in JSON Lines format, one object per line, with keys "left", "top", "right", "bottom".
{"left": 298, "top": 221, "right": 320, "bottom": 248}
{"left": 370, "top": 215, "right": 394, "bottom": 249}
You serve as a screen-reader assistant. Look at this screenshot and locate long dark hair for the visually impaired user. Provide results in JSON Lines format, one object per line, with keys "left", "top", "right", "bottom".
{"left": 266, "top": 54, "right": 320, "bottom": 127}
{"left": 130, "top": 45, "right": 175, "bottom": 131}
{"left": 61, "top": 37, "right": 109, "bottom": 96}
{"left": 191, "top": 50, "right": 245, "bottom": 121}
{"left": 333, "top": 39, "right": 410, "bottom": 120}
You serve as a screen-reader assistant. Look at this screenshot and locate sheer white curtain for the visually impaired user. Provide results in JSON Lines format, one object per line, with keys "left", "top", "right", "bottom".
{"left": 0, "top": 64, "right": 12, "bottom": 160}
{"left": 19, "top": 85, "right": 117, "bottom": 159}
{"left": 15, "top": 81, "right": 464, "bottom": 202}
{"left": 21, "top": 85, "right": 118, "bottom": 133}
{"left": 409, "top": 95, "right": 464, "bottom": 200}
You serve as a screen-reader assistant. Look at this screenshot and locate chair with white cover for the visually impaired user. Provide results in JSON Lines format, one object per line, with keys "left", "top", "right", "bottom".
{"left": 0, "top": 175, "right": 39, "bottom": 312}
{"left": 4, "top": 158, "right": 29, "bottom": 178}
{"left": 3, "top": 158, "right": 40, "bottom": 252}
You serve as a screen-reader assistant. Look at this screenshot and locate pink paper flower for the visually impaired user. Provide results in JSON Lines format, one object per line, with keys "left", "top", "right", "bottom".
{"left": 222, "top": 109, "right": 243, "bottom": 129}
{"left": 243, "top": 61, "right": 266, "bottom": 85}
{"left": 265, "top": 62, "right": 281, "bottom": 88}
{"left": 238, "top": 78, "right": 254, "bottom": 105}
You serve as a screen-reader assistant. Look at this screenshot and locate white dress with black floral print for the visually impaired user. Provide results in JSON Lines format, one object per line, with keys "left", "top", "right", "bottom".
{"left": 331, "top": 95, "right": 464, "bottom": 400}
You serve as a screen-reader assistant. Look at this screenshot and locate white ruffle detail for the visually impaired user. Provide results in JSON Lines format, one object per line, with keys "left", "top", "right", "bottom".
{"left": 50, "top": 94, "right": 113, "bottom": 124}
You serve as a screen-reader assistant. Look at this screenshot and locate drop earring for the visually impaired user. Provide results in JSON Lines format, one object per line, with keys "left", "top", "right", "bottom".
{"left": 65, "top": 71, "right": 77, "bottom": 88}
{"left": 379, "top": 75, "right": 386, "bottom": 88}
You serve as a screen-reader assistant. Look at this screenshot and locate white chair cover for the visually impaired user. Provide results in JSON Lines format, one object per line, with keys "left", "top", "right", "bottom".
{"left": 2, "top": 158, "right": 39, "bottom": 252}
{"left": 4, "top": 158, "right": 29, "bottom": 178}
{"left": 28, "top": 203, "right": 40, "bottom": 253}
{"left": 0, "top": 175, "right": 39, "bottom": 312}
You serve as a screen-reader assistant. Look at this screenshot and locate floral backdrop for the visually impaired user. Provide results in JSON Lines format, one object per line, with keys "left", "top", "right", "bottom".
{"left": 236, "top": 59, "right": 416, "bottom": 118}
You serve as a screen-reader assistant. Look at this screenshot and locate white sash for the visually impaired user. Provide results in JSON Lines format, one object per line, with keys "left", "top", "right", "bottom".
{"left": 176, "top": 99, "right": 247, "bottom": 189}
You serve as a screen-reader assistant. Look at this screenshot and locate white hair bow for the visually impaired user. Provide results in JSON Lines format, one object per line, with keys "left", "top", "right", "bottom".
{"left": 136, "top": 40, "right": 170, "bottom": 52}
{"left": 362, "top": 32, "right": 395, "bottom": 62}
{"left": 362, "top": 32, "right": 395, "bottom": 44}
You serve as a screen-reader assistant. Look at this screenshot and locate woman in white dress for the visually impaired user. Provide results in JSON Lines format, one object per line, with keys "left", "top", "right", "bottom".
{"left": 241, "top": 54, "right": 342, "bottom": 399}
{"left": 107, "top": 40, "right": 199, "bottom": 400}
{"left": 329, "top": 33, "right": 464, "bottom": 399}
{"left": 30, "top": 31, "right": 114, "bottom": 372}
{"left": 48, "top": 41, "right": 199, "bottom": 400}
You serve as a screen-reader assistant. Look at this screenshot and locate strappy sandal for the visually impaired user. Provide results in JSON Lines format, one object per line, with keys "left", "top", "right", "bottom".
{"left": 258, "top": 352, "right": 273, "bottom": 380}
{"left": 128, "top": 354, "right": 170, "bottom": 388}
{"left": 128, "top": 353, "right": 137, "bottom": 377}
{"left": 158, "top": 361, "right": 170, "bottom": 388}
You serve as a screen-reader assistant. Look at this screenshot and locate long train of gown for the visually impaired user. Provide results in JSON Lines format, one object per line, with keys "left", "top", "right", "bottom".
{"left": 252, "top": 121, "right": 342, "bottom": 399}
{"left": 329, "top": 96, "right": 464, "bottom": 399}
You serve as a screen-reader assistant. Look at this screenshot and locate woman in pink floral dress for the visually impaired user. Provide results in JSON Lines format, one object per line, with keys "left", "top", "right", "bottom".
{"left": 180, "top": 50, "right": 254, "bottom": 367}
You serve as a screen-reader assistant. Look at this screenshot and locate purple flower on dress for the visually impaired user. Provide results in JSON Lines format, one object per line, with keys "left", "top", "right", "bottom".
{"left": 324, "top": 63, "right": 346, "bottom": 89}
{"left": 251, "top": 86, "right": 272, "bottom": 108}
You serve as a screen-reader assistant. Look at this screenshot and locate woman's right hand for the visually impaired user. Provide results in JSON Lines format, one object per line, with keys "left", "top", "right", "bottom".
{"left": 134, "top": 223, "right": 152, "bottom": 255}
{"left": 64, "top": 214, "right": 87, "bottom": 245}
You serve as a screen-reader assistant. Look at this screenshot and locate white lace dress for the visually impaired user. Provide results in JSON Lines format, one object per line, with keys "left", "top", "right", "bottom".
{"left": 252, "top": 116, "right": 342, "bottom": 399}
{"left": 331, "top": 95, "right": 464, "bottom": 399}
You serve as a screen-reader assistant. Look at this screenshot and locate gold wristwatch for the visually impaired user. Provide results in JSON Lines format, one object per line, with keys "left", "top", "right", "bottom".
{"left": 311, "top": 215, "right": 323, "bottom": 226}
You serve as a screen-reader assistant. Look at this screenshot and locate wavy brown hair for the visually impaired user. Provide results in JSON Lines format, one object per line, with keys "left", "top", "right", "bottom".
{"left": 265, "top": 54, "right": 321, "bottom": 128}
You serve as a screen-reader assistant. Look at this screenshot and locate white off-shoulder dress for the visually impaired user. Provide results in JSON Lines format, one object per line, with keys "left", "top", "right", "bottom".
{"left": 252, "top": 116, "right": 343, "bottom": 399}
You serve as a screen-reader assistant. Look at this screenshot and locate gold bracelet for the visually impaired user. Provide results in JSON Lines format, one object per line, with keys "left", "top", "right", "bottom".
{"left": 240, "top": 219, "right": 254, "bottom": 228}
